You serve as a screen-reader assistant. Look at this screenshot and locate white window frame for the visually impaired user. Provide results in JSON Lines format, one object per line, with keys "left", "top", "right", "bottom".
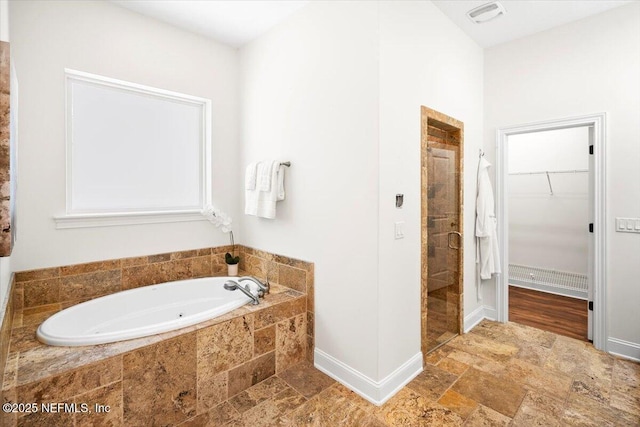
{"left": 54, "top": 69, "right": 212, "bottom": 229}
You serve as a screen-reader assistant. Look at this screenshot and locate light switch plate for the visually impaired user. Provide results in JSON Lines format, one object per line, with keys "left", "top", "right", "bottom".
{"left": 394, "top": 221, "right": 405, "bottom": 239}
{"left": 615, "top": 217, "right": 640, "bottom": 234}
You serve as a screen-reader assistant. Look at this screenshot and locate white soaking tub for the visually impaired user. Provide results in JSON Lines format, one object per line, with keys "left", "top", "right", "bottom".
{"left": 37, "top": 277, "right": 254, "bottom": 346}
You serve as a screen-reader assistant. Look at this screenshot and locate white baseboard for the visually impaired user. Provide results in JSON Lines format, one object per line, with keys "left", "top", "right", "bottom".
{"left": 607, "top": 337, "right": 640, "bottom": 362}
{"left": 314, "top": 349, "right": 422, "bottom": 406}
{"left": 464, "top": 305, "right": 497, "bottom": 332}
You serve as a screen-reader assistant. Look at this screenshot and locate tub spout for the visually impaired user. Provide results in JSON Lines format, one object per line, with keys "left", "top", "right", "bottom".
{"left": 223, "top": 280, "right": 259, "bottom": 305}
{"left": 238, "top": 276, "right": 270, "bottom": 297}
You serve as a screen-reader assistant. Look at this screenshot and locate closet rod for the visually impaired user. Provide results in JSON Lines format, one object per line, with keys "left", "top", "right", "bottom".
{"left": 508, "top": 169, "right": 588, "bottom": 176}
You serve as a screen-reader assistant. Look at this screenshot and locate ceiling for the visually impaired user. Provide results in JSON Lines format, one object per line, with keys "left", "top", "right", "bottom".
{"left": 111, "top": 0, "right": 309, "bottom": 48}
{"left": 112, "top": 0, "right": 634, "bottom": 49}
{"left": 432, "top": 0, "right": 634, "bottom": 48}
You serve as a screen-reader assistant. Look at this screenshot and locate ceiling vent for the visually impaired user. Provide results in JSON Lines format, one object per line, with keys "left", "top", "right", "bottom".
{"left": 466, "top": 1, "right": 507, "bottom": 24}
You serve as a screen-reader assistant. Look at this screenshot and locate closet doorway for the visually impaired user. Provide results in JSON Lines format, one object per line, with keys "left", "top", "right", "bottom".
{"left": 496, "top": 114, "right": 607, "bottom": 349}
{"left": 420, "top": 106, "right": 464, "bottom": 360}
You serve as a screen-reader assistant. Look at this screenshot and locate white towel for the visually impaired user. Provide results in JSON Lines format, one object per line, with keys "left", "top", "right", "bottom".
{"left": 256, "top": 161, "right": 280, "bottom": 219}
{"left": 245, "top": 161, "right": 286, "bottom": 219}
{"left": 245, "top": 162, "right": 258, "bottom": 190}
{"left": 257, "top": 161, "right": 272, "bottom": 191}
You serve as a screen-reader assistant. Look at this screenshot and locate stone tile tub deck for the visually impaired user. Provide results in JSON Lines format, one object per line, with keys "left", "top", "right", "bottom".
{"left": 0, "top": 246, "right": 314, "bottom": 426}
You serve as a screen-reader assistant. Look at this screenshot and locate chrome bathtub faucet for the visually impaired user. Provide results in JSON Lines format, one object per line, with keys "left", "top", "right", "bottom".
{"left": 223, "top": 279, "right": 260, "bottom": 305}
{"left": 238, "top": 276, "right": 270, "bottom": 298}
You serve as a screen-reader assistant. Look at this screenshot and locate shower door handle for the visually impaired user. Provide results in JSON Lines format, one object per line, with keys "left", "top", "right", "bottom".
{"left": 448, "top": 231, "right": 462, "bottom": 249}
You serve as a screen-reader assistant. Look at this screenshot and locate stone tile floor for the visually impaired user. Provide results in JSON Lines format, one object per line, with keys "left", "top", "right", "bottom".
{"left": 179, "top": 320, "right": 640, "bottom": 426}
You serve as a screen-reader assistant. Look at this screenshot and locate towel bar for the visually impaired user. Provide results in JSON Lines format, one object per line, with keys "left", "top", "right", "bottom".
{"left": 280, "top": 162, "right": 291, "bottom": 167}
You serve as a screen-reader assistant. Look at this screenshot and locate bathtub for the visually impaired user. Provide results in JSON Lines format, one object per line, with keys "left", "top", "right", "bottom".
{"left": 37, "top": 276, "right": 255, "bottom": 347}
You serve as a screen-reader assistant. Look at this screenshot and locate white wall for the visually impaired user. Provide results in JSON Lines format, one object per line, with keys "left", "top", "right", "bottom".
{"left": 240, "top": 0, "right": 483, "bottom": 390}
{"left": 508, "top": 127, "right": 589, "bottom": 274}
{"left": 377, "top": 0, "right": 483, "bottom": 379}
{"left": 484, "top": 2, "right": 640, "bottom": 348}
{"left": 240, "top": 1, "right": 381, "bottom": 380}
{"left": 9, "top": 0, "right": 240, "bottom": 271}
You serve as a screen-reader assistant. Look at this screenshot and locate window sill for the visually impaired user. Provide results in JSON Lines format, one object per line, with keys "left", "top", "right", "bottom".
{"left": 53, "top": 210, "right": 206, "bottom": 229}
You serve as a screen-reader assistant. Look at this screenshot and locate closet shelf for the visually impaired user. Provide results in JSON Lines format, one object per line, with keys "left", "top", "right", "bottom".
{"left": 509, "top": 169, "right": 588, "bottom": 195}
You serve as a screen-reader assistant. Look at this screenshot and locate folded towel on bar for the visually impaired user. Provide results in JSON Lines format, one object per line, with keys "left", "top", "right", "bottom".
{"left": 245, "top": 162, "right": 258, "bottom": 190}
{"left": 245, "top": 160, "right": 286, "bottom": 219}
{"left": 257, "top": 161, "right": 272, "bottom": 191}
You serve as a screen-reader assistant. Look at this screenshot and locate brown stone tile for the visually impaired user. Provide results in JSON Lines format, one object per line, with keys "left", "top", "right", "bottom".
{"left": 148, "top": 252, "right": 172, "bottom": 263}
{"left": 424, "top": 345, "right": 454, "bottom": 365}
{"left": 472, "top": 320, "right": 557, "bottom": 349}
{"left": 511, "top": 390, "right": 565, "bottom": 427}
{"left": 503, "top": 358, "right": 572, "bottom": 400}
{"left": 278, "top": 362, "right": 335, "bottom": 399}
{"left": 406, "top": 364, "right": 458, "bottom": 401}
{"left": 306, "top": 334, "right": 314, "bottom": 363}
{"left": 196, "top": 247, "right": 212, "bottom": 257}
{"left": 276, "top": 314, "right": 307, "bottom": 373}
{"left": 255, "top": 325, "right": 276, "bottom": 356}
{"left": 178, "top": 401, "right": 239, "bottom": 427}
{"left": 197, "top": 315, "right": 254, "bottom": 375}
{"left": 17, "top": 408, "right": 74, "bottom": 427}
{"left": 544, "top": 335, "right": 590, "bottom": 376}
{"left": 123, "top": 333, "right": 197, "bottom": 425}
{"left": 448, "top": 333, "right": 519, "bottom": 363}
{"left": 610, "top": 361, "right": 640, "bottom": 417}
{"left": 306, "top": 311, "right": 314, "bottom": 337}
{"left": 228, "top": 376, "right": 291, "bottom": 414}
{"left": 463, "top": 404, "right": 511, "bottom": 426}
{"left": 120, "top": 256, "right": 148, "bottom": 268}
{"left": 274, "top": 254, "right": 312, "bottom": 272}
{"left": 451, "top": 367, "right": 526, "bottom": 418}
{"left": 171, "top": 249, "right": 201, "bottom": 260}
{"left": 437, "top": 389, "right": 478, "bottom": 420}
{"left": 233, "top": 386, "right": 306, "bottom": 427}
{"left": 15, "top": 268, "right": 60, "bottom": 283}
{"left": 374, "top": 387, "right": 463, "bottom": 426}
{"left": 329, "top": 383, "right": 376, "bottom": 413}
{"left": 59, "top": 270, "right": 121, "bottom": 302}
{"left": 445, "top": 349, "right": 507, "bottom": 377}
{"left": 13, "top": 285, "right": 23, "bottom": 311}
{"left": 0, "top": 386, "right": 17, "bottom": 427}
{"left": 21, "top": 304, "right": 61, "bottom": 327}
{"left": 197, "top": 371, "right": 227, "bottom": 414}
{"left": 571, "top": 372, "right": 611, "bottom": 404}
{"left": 286, "top": 385, "right": 367, "bottom": 427}
{"left": 278, "top": 264, "right": 306, "bottom": 293}
{"left": 255, "top": 296, "right": 305, "bottom": 329}
{"left": 436, "top": 357, "right": 468, "bottom": 376}
{"left": 241, "top": 254, "right": 267, "bottom": 278}
{"left": 10, "top": 323, "right": 44, "bottom": 353}
{"left": 17, "top": 356, "right": 122, "bottom": 402}
{"left": 59, "top": 260, "right": 120, "bottom": 277}
{"left": 23, "top": 278, "right": 61, "bottom": 308}
{"left": 228, "top": 351, "right": 276, "bottom": 397}
{"left": 74, "top": 381, "right": 123, "bottom": 427}
{"left": 563, "top": 391, "right": 640, "bottom": 426}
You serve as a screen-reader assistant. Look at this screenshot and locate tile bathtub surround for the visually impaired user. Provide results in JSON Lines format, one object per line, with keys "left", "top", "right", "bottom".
{"left": 1, "top": 245, "right": 313, "bottom": 426}
{"left": 1, "top": 285, "right": 307, "bottom": 426}
{"left": 238, "top": 245, "right": 314, "bottom": 363}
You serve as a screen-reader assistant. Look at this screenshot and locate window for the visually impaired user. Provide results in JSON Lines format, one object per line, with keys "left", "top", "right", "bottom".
{"left": 55, "top": 70, "right": 211, "bottom": 228}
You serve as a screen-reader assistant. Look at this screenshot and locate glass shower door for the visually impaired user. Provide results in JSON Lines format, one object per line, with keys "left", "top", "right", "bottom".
{"left": 425, "top": 137, "right": 461, "bottom": 353}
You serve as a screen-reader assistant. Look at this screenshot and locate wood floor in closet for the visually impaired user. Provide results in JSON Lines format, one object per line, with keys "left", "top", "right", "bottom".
{"left": 509, "top": 285, "right": 589, "bottom": 342}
